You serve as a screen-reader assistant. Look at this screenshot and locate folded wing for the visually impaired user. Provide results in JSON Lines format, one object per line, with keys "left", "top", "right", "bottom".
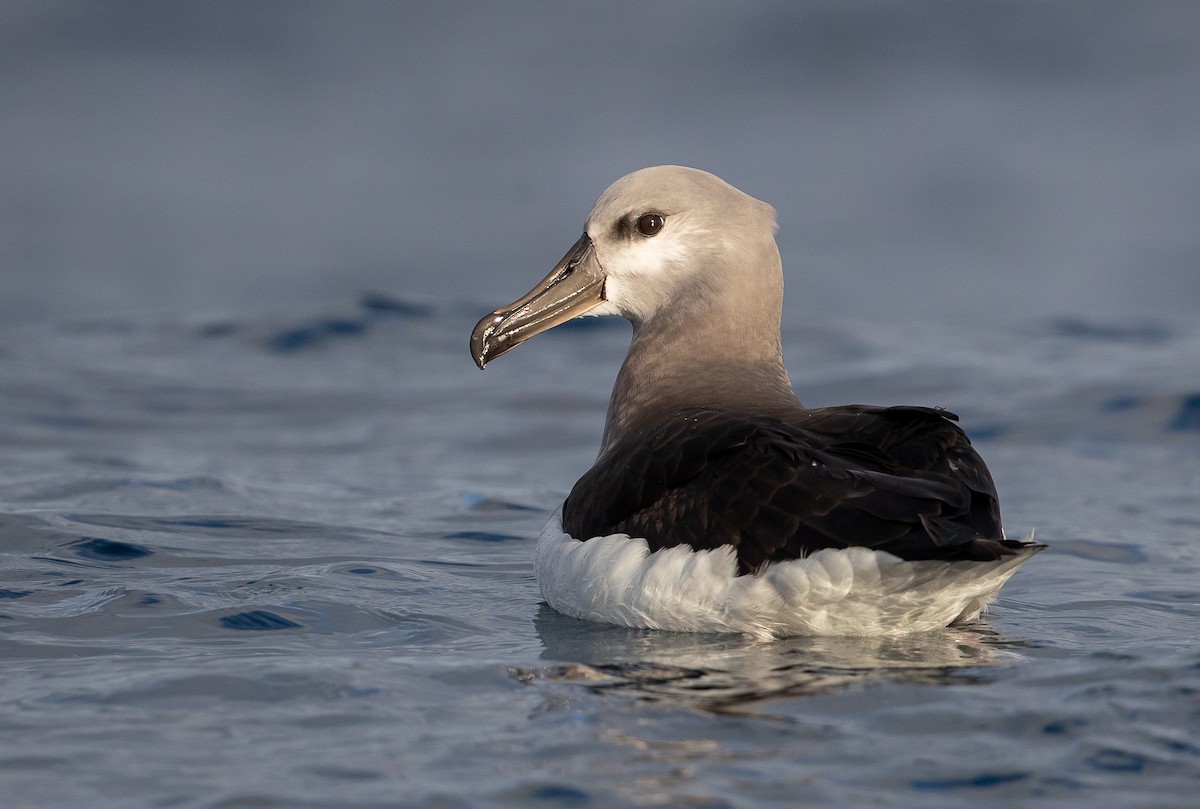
{"left": 564, "top": 407, "right": 1025, "bottom": 575}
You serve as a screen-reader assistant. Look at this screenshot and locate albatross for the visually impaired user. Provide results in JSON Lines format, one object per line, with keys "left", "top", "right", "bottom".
{"left": 471, "top": 165, "right": 1042, "bottom": 638}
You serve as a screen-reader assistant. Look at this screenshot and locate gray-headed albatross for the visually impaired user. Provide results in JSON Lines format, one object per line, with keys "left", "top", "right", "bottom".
{"left": 471, "top": 165, "right": 1042, "bottom": 638}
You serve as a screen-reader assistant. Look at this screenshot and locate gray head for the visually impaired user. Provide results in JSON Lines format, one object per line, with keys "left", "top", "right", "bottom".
{"left": 471, "top": 165, "right": 782, "bottom": 367}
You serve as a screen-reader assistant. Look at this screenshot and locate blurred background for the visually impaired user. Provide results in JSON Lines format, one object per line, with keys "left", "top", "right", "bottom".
{"left": 3, "top": 0, "right": 1199, "bottom": 328}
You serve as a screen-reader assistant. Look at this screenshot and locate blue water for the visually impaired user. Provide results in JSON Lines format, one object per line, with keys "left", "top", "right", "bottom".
{"left": 1, "top": 299, "right": 1198, "bottom": 807}
{"left": 5, "top": 1, "right": 1200, "bottom": 327}
{"left": 4, "top": 2, "right": 1200, "bottom": 806}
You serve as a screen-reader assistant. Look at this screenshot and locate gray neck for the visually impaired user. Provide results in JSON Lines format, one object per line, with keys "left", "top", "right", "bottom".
{"left": 600, "top": 281, "right": 798, "bottom": 451}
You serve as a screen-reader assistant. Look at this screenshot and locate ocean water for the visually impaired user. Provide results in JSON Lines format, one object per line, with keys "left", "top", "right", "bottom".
{"left": 1, "top": 298, "right": 1198, "bottom": 808}
{"left": 4, "top": 2, "right": 1200, "bottom": 805}
{"left": 5, "top": 1, "right": 1200, "bottom": 327}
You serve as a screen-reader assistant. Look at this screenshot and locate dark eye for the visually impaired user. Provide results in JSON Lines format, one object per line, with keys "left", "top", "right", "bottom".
{"left": 636, "top": 213, "right": 664, "bottom": 237}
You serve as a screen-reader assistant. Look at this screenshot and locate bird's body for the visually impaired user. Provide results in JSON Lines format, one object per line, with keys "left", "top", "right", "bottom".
{"left": 472, "top": 165, "right": 1042, "bottom": 638}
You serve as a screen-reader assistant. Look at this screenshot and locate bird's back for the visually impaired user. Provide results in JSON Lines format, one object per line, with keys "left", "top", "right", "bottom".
{"left": 564, "top": 406, "right": 1022, "bottom": 575}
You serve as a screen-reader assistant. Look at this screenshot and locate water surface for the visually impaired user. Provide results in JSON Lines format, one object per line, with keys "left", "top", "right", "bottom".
{"left": 1, "top": 301, "right": 1197, "bottom": 807}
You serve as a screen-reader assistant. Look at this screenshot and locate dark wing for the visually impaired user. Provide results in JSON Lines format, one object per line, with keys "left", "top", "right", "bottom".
{"left": 563, "top": 407, "right": 1022, "bottom": 575}
{"left": 789, "top": 404, "right": 1004, "bottom": 542}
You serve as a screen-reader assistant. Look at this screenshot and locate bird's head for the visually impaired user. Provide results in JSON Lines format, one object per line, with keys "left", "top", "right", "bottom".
{"left": 471, "top": 165, "right": 779, "bottom": 369}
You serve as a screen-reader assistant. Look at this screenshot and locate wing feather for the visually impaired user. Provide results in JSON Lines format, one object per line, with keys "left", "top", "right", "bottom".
{"left": 563, "top": 407, "right": 1018, "bottom": 575}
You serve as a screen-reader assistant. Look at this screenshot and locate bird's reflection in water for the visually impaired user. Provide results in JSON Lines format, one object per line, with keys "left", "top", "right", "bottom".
{"left": 519, "top": 604, "right": 1027, "bottom": 715}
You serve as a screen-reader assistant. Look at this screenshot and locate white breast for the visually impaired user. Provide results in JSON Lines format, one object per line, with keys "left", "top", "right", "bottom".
{"left": 535, "top": 509, "right": 1032, "bottom": 639}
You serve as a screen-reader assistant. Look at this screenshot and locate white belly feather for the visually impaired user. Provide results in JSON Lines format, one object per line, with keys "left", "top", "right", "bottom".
{"left": 535, "top": 509, "right": 1033, "bottom": 639}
